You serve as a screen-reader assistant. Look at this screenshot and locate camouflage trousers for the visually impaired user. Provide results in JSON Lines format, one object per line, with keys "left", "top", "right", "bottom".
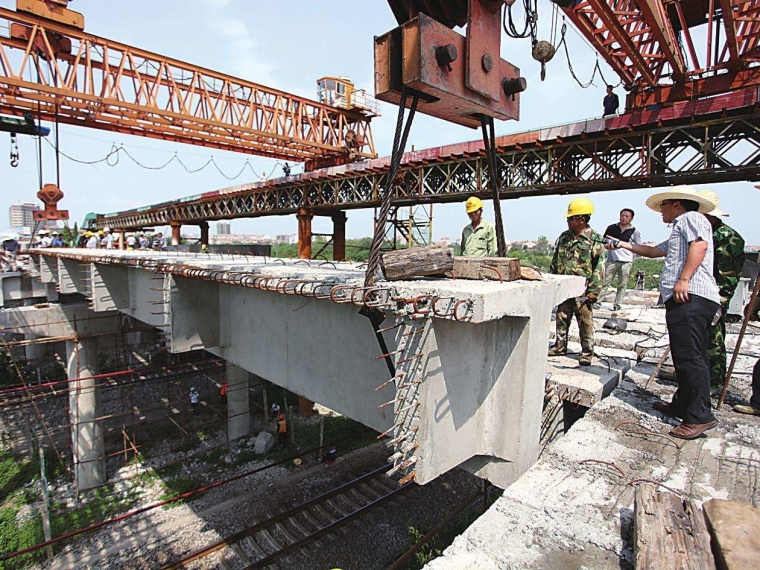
{"left": 554, "top": 297, "right": 595, "bottom": 358}
{"left": 707, "top": 306, "right": 727, "bottom": 389}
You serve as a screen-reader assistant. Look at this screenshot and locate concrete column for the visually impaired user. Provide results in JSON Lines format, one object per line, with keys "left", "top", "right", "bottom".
{"left": 170, "top": 223, "right": 182, "bottom": 246}
{"left": 332, "top": 211, "right": 347, "bottom": 261}
{"left": 24, "top": 334, "right": 45, "bottom": 362}
{"left": 199, "top": 222, "right": 209, "bottom": 247}
{"left": 297, "top": 208, "right": 313, "bottom": 259}
{"left": 66, "top": 337, "right": 105, "bottom": 491}
{"left": 118, "top": 232, "right": 125, "bottom": 250}
{"left": 226, "top": 364, "right": 250, "bottom": 441}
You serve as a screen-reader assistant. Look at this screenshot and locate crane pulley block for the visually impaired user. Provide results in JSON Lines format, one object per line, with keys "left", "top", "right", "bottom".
{"left": 34, "top": 184, "right": 69, "bottom": 221}
{"left": 375, "top": 1, "right": 524, "bottom": 128}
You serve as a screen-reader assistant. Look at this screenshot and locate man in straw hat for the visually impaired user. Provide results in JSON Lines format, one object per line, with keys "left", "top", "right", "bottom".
{"left": 606, "top": 185, "right": 721, "bottom": 439}
{"left": 697, "top": 190, "right": 745, "bottom": 395}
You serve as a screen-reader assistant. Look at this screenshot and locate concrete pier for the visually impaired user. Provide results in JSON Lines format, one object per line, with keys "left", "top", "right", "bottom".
{"left": 14, "top": 249, "right": 585, "bottom": 487}
{"left": 226, "top": 364, "right": 250, "bottom": 441}
{"left": 66, "top": 337, "right": 106, "bottom": 491}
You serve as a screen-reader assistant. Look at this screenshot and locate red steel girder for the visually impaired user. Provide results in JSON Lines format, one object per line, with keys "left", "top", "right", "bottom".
{"left": 0, "top": 7, "right": 376, "bottom": 167}
{"left": 92, "top": 88, "right": 760, "bottom": 231}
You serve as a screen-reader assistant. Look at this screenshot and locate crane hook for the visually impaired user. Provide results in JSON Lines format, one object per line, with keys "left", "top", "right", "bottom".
{"left": 10, "top": 133, "right": 19, "bottom": 167}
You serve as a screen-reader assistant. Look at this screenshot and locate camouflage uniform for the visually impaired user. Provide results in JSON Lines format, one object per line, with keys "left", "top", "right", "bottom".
{"left": 549, "top": 227, "right": 605, "bottom": 361}
{"left": 707, "top": 221, "right": 745, "bottom": 389}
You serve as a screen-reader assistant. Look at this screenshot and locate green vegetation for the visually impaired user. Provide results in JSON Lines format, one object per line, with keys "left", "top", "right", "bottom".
{"left": 270, "top": 237, "right": 398, "bottom": 262}
{"left": 402, "top": 488, "right": 501, "bottom": 570}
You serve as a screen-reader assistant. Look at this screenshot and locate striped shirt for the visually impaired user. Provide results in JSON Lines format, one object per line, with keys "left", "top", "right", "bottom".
{"left": 655, "top": 211, "right": 720, "bottom": 304}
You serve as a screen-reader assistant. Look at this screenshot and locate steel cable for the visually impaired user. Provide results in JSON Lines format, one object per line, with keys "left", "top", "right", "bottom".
{"left": 363, "top": 86, "right": 419, "bottom": 288}
{"left": 480, "top": 116, "right": 507, "bottom": 257}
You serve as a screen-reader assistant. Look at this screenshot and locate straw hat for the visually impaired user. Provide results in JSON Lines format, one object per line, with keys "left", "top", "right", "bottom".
{"left": 645, "top": 185, "right": 715, "bottom": 214}
{"left": 696, "top": 189, "right": 728, "bottom": 217}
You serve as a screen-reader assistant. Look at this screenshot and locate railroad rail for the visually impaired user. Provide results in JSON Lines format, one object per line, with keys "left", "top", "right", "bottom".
{"left": 92, "top": 87, "right": 760, "bottom": 230}
{"left": 161, "top": 464, "right": 413, "bottom": 570}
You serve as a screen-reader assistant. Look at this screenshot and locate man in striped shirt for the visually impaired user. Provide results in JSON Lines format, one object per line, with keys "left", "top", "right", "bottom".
{"left": 607, "top": 186, "right": 720, "bottom": 440}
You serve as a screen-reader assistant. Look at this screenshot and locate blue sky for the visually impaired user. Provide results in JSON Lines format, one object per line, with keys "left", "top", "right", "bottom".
{"left": 2, "top": 0, "right": 759, "bottom": 245}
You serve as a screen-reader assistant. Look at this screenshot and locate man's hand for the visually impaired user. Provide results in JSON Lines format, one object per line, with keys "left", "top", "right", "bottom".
{"left": 673, "top": 277, "right": 690, "bottom": 303}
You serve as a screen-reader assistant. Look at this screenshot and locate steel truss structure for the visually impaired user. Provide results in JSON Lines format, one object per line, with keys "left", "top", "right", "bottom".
{"left": 0, "top": 7, "right": 376, "bottom": 167}
{"left": 561, "top": 0, "right": 760, "bottom": 108}
{"left": 95, "top": 97, "right": 760, "bottom": 231}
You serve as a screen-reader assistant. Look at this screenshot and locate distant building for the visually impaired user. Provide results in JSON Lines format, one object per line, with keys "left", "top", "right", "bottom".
{"left": 276, "top": 234, "right": 297, "bottom": 245}
{"left": 216, "top": 221, "right": 231, "bottom": 235}
{"left": 437, "top": 237, "right": 452, "bottom": 246}
{"left": 9, "top": 202, "right": 39, "bottom": 228}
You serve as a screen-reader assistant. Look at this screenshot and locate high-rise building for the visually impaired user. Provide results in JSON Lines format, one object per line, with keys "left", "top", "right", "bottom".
{"left": 8, "top": 202, "right": 39, "bottom": 228}
{"left": 216, "top": 221, "right": 231, "bottom": 235}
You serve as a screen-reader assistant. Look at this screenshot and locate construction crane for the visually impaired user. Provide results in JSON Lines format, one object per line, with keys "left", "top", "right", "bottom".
{"left": 0, "top": 0, "right": 379, "bottom": 219}
{"left": 378, "top": 1, "right": 760, "bottom": 115}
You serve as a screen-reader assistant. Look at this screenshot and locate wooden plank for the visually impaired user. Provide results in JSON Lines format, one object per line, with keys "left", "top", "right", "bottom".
{"left": 634, "top": 483, "right": 716, "bottom": 570}
{"left": 452, "top": 256, "right": 520, "bottom": 281}
{"left": 380, "top": 245, "right": 453, "bottom": 280}
{"left": 703, "top": 498, "right": 760, "bottom": 570}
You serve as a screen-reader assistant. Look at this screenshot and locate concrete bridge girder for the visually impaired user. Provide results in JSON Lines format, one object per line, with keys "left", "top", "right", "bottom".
{"left": 19, "top": 250, "right": 583, "bottom": 487}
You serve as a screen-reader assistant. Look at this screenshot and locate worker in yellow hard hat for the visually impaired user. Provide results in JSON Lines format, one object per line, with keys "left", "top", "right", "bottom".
{"left": 460, "top": 196, "right": 496, "bottom": 257}
{"left": 548, "top": 197, "right": 605, "bottom": 366}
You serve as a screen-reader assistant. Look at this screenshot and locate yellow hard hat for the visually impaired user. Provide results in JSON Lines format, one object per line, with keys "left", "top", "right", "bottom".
{"left": 565, "top": 197, "right": 594, "bottom": 217}
{"left": 465, "top": 197, "right": 483, "bottom": 213}
{"left": 86, "top": 231, "right": 94, "bottom": 237}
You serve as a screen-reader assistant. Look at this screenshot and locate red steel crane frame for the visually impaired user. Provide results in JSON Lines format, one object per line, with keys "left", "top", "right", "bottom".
{"left": 0, "top": 6, "right": 376, "bottom": 170}
{"left": 559, "top": 0, "right": 760, "bottom": 109}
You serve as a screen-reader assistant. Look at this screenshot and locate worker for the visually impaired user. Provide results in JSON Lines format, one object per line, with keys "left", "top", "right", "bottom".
{"left": 190, "top": 387, "right": 200, "bottom": 415}
{"left": 101, "top": 227, "right": 114, "bottom": 249}
{"left": 733, "top": 291, "right": 760, "bottom": 415}
{"left": 548, "top": 197, "right": 605, "bottom": 366}
{"left": 138, "top": 232, "right": 149, "bottom": 249}
{"left": 1, "top": 233, "right": 19, "bottom": 271}
{"left": 697, "top": 190, "right": 746, "bottom": 395}
{"left": 607, "top": 186, "right": 720, "bottom": 440}
{"left": 38, "top": 230, "right": 52, "bottom": 248}
{"left": 460, "top": 197, "right": 496, "bottom": 257}
{"left": 277, "top": 413, "right": 288, "bottom": 447}
{"left": 126, "top": 234, "right": 137, "bottom": 250}
{"left": 603, "top": 85, "right": 619, "bottom": 116}
{"left": 271, "top": 401, "right": 280, "bottom": 421}
{"left": 86, "top": 231, "right": 98, "bottom": 249}
{"left": 596, "top": 208, "right": 641, "bottom": 311}
{"left": 282, "top": 162, "right": 291, "bottom": 177}
{"left": 51, "top": 232, "right": 65, "bottom": 247}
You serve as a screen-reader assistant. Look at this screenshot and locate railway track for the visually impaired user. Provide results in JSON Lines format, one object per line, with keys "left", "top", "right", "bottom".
{"left": 162, "top": 463, "right": 414, "bottom": 570}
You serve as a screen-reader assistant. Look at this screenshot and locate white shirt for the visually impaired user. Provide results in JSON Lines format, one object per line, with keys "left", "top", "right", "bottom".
{"left": 655, "top": 211, "right": 720, "bottom": 304}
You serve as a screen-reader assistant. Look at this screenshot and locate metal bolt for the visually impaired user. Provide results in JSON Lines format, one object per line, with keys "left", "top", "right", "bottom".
{"left": 435, "top": 44, "right": 458, "bottom": 69}
{"left": 502, "top": 76, "right": 527, "bottom": 96}
{"left": 481, "top": 53, "right": 493, "bottom": 73}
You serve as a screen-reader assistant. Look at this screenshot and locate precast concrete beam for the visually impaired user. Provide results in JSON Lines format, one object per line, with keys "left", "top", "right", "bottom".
{"left": 0, "top": 273, "right": 49, "bottom": 306}
{"left": 57, "top": 257, "right": 91, "bottom": 296}
{"left": 0, "top": 303, "right": 122, "bottom": 339}
{"left": 28, "top": 250, "right": 585, "bottom": 487}
{"left": 38, "top": 254, "right": 58, "bottom": 284}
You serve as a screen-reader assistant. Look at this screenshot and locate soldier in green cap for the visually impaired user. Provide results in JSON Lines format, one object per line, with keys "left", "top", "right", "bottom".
{"left": 548, "top": 197, "right": 605, "bottom": 366}
{"left": 697, "top": 190, "right": 746, "bottom": 394}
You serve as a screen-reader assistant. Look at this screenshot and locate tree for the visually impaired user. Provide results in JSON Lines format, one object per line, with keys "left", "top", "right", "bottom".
{"left": 534, "top": 235, "right": 551, "bottom": 254}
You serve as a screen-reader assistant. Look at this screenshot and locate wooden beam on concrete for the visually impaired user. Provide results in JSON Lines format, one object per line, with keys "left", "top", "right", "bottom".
{"left": 634, "top": 483, "right": 716, "bottom": 570}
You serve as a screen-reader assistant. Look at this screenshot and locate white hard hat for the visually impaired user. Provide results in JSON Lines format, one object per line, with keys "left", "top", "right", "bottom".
{"left": 103, "top": 227, "right": 111, "bottom": 232}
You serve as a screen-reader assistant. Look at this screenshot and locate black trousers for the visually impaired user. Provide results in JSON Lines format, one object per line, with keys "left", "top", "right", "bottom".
{"left": 665, "top": 295, "right": 719, "bottom": 425}
{"left": 750, "top": 358, "right": 760, "bottom": 408}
